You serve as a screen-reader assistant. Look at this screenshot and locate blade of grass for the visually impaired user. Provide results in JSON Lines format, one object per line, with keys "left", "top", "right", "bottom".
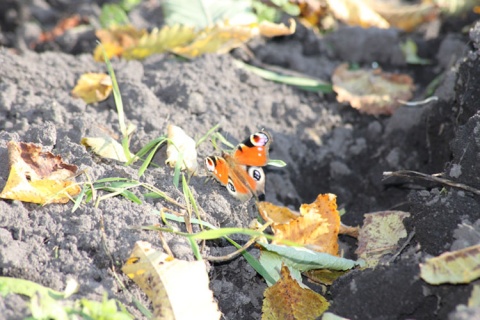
{"left": 172, "top": 151, "right": 184, "bottom": 188}
{"left": 234, "top": 60, "right": 333, "bottom": 93}
{"left": 187, "top": 237, "right": 202, "bottom": 260}
{"left": 126, "top": 136, "right": 167, "bottom": 166}
{"left": 72, "top": 186, "right": 86, "bottom": 213}
{"left": 196, "top": 124, "right": 220, "bottom": 147}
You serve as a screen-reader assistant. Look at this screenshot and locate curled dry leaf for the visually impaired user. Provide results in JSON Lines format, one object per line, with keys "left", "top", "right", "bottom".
{"left": 258, "top": 201, "right": 301, "bottom": 224}
{"left": 332, "top": 63, "right": 415, "bottom": 115}
{"left": 270, "top": 194, "right": 341, "bottom": 256}
{"left": 71, "top": 73, "right": 113, "bottom": 104}
{"left": 122, "top": 241, "right": 221, "bottom": 320}
{"left": 420, "top": 244, "right": 480, "bottom": 285}
{"left": 0, "top": 141, "right": 80, "bottom": 204}
{"left": 94, "top": 25, "right": 147, "bottom": 61}
{"left": 262, "top": 265, "right": 329, "bottom": 320}
{"left": 165, "top": 124, "right": 198, "bottom": 174}
{"left": 81, "top": 137, "right": 127, "bottom": 162}
{"left": 355, "top": 211, "right": 410, "bottom": 268}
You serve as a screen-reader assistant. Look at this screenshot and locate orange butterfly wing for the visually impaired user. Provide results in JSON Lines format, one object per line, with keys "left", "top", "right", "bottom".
{"left": 233, "top": 131, "right": 271, "bottom": 166}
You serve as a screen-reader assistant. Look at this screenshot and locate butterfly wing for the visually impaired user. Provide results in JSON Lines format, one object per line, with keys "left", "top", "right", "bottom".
{"left": 233, "top": 131, "right": 272, "bottom": 166}
{"left": 205, "top": 156, "right": 229, "bottom": 185}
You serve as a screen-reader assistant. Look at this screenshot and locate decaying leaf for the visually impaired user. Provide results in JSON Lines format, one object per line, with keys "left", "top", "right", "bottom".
{"left": 420, "top": 244, "right": 480, "bottom": 285}
{"left": 81, "top": 137, "right": 127, "bottom": 162}
{"left": 355, "top": 211, "right": 410, "bottom": 268}
{"left": 258, "top": 201, "right": 301, "bottom": 224}
{"left": 94, "top": 19, "right": 295, "bottom": 60}
{"left": 94, "top": 25, "right": 147, "bottom": 61}
{"left": 332, "top": 63, "right": 415, "bottom": 115}
{"left": 262, "top": 265, "right": 329, "bottom": 320}
{"left": 271, "top": 194, "right": 341, "bottom": 256}
{"left": 304, "top": 269, "right": 347, "bottom": 286}
{"left": 325, "top": 0, "right": 439, "bottom": 32}
{"left": 71, "top": 73, "right": 113, "bottom": 104}
{"left": 0, "top": 141, "right": 80, "bottom": 204}
{"left": 122, "top": 241, "right": 221, "bottom": 320}
{"left": 165, "top": 124, "right": 198, "bottom": 174}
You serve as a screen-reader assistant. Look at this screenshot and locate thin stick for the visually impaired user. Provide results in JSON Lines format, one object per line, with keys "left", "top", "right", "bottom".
{"left": 383, "top": 170, "right": 480, "bottom": 196}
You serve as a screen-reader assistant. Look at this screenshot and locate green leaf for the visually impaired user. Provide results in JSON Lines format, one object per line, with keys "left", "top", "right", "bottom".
{"left": 258, "top": 243, "right": 362, "bottom": 271}
{"left": 100, "top": 4, "right": 130, "bottom": 28}
{"left": 234, "top": 60, "right": 333, "bottom": 93}
{"left": 163, "top": 0, "right": 258, "bottom": 29}
{"left": 267, "top": 159, "right": 287, "bottom": 167}
{"left": 420, "top": 244, "right": 480, "bottom": 285}
{"left": 259, "top": 249, "right": 303, "bottom": 286}
{"left": 0, "top": 277, "right": 64, "bottom": 299}
{"left": 119, "top": 0, "right": 142, "bottom": 12}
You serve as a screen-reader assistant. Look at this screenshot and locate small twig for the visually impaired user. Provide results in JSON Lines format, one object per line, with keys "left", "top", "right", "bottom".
{"left": 383, "top": 170, "right": 480, "bottom": 196}
{"left": 203, "top": 237, "right": 258, "bottom": 262}
{"left": 388, "top": 230, "right": 415, "bottom": 264}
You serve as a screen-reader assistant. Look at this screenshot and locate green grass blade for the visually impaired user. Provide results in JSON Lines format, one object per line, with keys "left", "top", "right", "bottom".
{"left": 196, "top": 124, "right": 220, "bottom": 147}
{"left": 138, "top": 141, "right": 165, "bottom": 177}
{"left": 234, "top": 60, "right": 333, "bottom": 93}
{"left": 71, "top": 186, "right": 86, "bottom": 213}
{"left": 172, "top": 151, "right": 184, "bottom": 188}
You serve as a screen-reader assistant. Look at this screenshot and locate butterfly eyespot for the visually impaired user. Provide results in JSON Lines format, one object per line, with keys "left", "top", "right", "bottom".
{"left": 251, "top": 132, "right": 269, "bottom": 147}
{"left": 248, "top": 167, "right": 264, "bottom": 182}
{"left": 205, "top": 157, "right": 216, "bottom": 172}
{"left": 227, "top": 181, "right": 236, "bottom": 193}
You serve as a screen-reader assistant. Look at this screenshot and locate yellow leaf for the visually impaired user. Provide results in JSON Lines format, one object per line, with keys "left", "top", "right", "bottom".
{"left": 258, "top": 18, "right": 296, "bottom": 37}
{"left": 271, "top": 194, "right": 341, "bottom": 256}
{"left": 262, "top": 265, "right": 329, "bottom": 320}
{"left": 123, "top": 24, "right": 198, "bottom": 60}
{"left": 420, "top": 244, "right": 480, "bottom": 285}
{"left": 165, "top": 124, "right": 198, "bottom": 174}
{"left": 326, "top": 0, "right": 390, "bottom": 29}
{"left": 257, "top": 201, "right": 301, "bottom": 224}
{"left": 81, "top": 137, "right": 127, "bottom": 162}
{"left": 332, "top": 63, "right": 415, "bottom": 115}
{"left": 121, "top": 241, "right": 221, "bottom": 320}
{"left": 93, "top": 25, "right": 147, "bottom": 61}
{"left": 355, "top": 211, "right": 410, "bottom": 268}
{"left": 71, "top": 73, "right": 113, "bottom": 104}
{"left": 0, "top": 141, "right": 80, "bottom": 204}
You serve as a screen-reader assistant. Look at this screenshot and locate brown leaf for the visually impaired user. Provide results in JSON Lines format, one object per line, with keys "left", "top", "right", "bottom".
{"left": 262, "top": 265, "right": 329, "bottom": 320}
{"left": 0, "top": 141, "right": 80, "bottom": 204}
{"left": 271, "top": 194, "right": 340, "bottom": 256}
{"left": 332, "top": 63, "right": 415, "bottom": 115}
{"left": 93, "top": 25, "right": 147, "bottom": 61}
{"left": 33, "top": 15, "right": 88, "bottom": 48}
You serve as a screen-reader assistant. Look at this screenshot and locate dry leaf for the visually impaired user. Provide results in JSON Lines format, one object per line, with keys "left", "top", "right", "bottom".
{"left": 81, "top": 137, "right": 127, "bottom": 162}
{"left": 420, "top": 244, "right": 480, "bottom": 285}
{"left": 258, "top": 201, "right": 301, "bottom": 224}
{"left": 122, "top": 241, "right": 221, "bottom": 320}
{"left": 355, "top": 211, "right": 410, "bottom": 268}
{"left": 93, "top": 25, "right": 147, "bottom": 61}
{"left": 262, "top": 265, "right": 329, "bottom": 320}
{"left": 326, "top": 0, "right": 390, "bottom": 29}
{"left": 71, "top": 73, "right": 113, "bottom": 104}
{"left": 332, "top": 63, "right": 414, "bottom": 115}
{"left": 258, "top": 19, "right": 296, "bottom": 37}
{"left": 304, "top": 269, "right": 347, "bottom": 286}
{"left": 0, "top": 141, "right": 80, "bottom": 204}
{"left": 272, "top": 194, "right": 340, "bottom": 256}
{"left": 33, "top": 15, "right": 87, "bottom": 48}
{"left": 165, "top": 124, "right": 198, "bottom": 174}
{"left": 325, "top": 0, "right": 439, "bottom": 31}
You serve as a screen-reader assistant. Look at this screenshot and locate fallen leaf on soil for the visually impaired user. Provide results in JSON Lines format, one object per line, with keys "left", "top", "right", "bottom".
{"left": 94, "top": 19, "right": 295, "bottom": 60}
{"left": 332, "top": 63, "right": 415, "bottom": 115}
{"left": 420, "top": 244, "right": 480, "bottom": 285}
{"left": 33, "top": 15, "right": 88, "bottom": 48}
{"left": 355, "top": 211, "right": 410, "bottom": 268}
{"left": 122, "top": 241, "right": 221, "bottom": 320}
{"left": 81, "top": 137, "right": 127, "bottom": 162}
{"left": 325, "top": 0, "right": 439, "bottom": 31}
{"left": 171, "top": 19, "right": 296, "bottom": 58}
{"left": 94, "top": 25, "right": 147, "bottom": 61}
{"left": 271, "top": 194, "right": 341, "bottom": 256}
{"left": 165, "top": 124, "right": 198, "bottom": 174}
{"left": 0, "top": 141, "right": 80, "bottom": 204}
{"left": 304, "top": 269, "right": 347, "bottom": 286}
{"left": 262, "top": 265, "right": 329, "bottom": 320}
{"left": 258, "top": 201, "right": 301, "bottom": 224}
{"left": 71, "top": 73, "right": 113, "bottom": 104}
{"left": 469, "top": 284, "right": 480, "bottom": 307}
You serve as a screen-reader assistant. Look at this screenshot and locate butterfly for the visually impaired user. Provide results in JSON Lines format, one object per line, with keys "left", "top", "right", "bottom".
{"left": 205, "top": 131, "right": 272, "bottom": 201}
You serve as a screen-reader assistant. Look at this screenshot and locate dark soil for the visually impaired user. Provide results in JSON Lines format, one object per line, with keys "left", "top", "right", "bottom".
{"left": 1, "top": 1, "right": 480, "bottom": 319}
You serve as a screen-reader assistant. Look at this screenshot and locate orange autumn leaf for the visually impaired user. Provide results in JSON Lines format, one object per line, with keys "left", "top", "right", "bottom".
{"left": 271, "top": 194, "right": 340, "bottom": 256}
{"left": 262, "top": 265, "right": 329, "bottom": 320}
{"left": 71, "top": 73, "right": 113, "bottom": 104}
{"left": 0, "top": 141, "right": 80, "bottom": 204}
{"left": 93, "top": 25, "right": 147, "bottom": 61}
{"left": 258, "top": 201, "right": 301, "bottom": 224}
{"left": 332, "top": 63, "right": 414, "bottom": 115}
{"left": 33, "top": 15, "right": 88, "bottom": 48}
